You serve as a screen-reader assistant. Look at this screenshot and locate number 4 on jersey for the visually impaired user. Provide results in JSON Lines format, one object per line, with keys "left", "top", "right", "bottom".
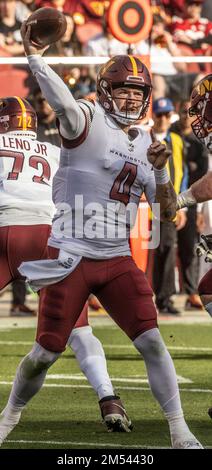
{"left": 110, "top": 162, "right": 137, "bottom": 205}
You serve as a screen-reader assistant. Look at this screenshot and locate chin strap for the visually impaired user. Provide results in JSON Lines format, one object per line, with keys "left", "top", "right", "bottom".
{"left": 111, "top": 101, "right": 141, "bottom": 126}
{"left": 111, "top": 114, "right": 135, "bottom": 126}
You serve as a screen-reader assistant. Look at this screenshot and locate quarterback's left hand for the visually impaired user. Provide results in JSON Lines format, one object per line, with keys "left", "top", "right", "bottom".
{"left": 147, "top": 130, "right": 171, "bottom": 170}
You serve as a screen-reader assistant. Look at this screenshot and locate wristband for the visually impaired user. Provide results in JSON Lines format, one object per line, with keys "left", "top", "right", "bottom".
{"left": 154, "top": 167, "right": 170, "bottom": 185}
{"left": 177, "top": 189, "right": 197, "bottom": 210}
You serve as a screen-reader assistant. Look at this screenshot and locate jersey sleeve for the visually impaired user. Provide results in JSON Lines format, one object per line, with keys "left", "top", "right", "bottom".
{"left": 28, "top": 55, "right": 86, "bottom": 141}
{"left": 56, "top": 99, "right": 95, "bottom": 148}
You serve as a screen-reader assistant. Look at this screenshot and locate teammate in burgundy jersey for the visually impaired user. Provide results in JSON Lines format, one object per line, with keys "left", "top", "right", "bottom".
{"left": 0, "top": 24, "right": 204, "bottom": 448}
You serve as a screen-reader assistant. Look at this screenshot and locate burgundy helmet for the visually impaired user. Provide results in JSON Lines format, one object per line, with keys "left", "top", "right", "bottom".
{"left": 189, "top": 74, "right": 212, "bottom": 150}
{"left": 97, "top": 55, "right": 152, "bottom": 125}
{"left": 0, "top": 96, "right": 37, "bottom": 135}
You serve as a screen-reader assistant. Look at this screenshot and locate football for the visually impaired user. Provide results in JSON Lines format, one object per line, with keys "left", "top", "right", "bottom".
{"left": 26, "top": 7, "right": 67, "bottom": 47}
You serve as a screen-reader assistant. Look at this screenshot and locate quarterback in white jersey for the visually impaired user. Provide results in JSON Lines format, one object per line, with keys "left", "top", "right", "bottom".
{"left": 0, "top": 24, "right": 204, "bottom": 449}
{"left": 0, "top": 96, "right": 130, "bottom": 439}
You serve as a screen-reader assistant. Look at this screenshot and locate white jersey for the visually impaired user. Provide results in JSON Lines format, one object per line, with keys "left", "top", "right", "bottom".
{"left": 49, "top": 102, "right": 156, "bottom": 258}
{"left": 0, "top": 133, "right": 60, "bottom": 226}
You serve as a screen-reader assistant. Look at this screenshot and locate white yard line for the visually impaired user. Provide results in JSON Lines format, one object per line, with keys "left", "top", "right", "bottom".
{"left": 0, "top": 340, "right": 32, "bottom": 345}
{"left": 45, "top": 374, "right": 193, "bottom": 384}
{"left": 5, "top": 439, "right": 170, "bottom": 448}
{"left": 5, "top": 439, "right": 212, "bottom": 449}
{"left": 0, "top": 373, "right": 193, "bottom": 384}
{"left": 0, "top": 381, "right": 211, "bottom": 393}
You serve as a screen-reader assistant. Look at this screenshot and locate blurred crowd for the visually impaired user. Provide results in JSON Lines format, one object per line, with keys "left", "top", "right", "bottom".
{"left": 0, "top": 0, "right": 211, "bottom": 101}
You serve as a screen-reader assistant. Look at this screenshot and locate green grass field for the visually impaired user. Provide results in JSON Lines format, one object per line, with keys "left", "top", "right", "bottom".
{"left": 0, "top": 323, "right": 212, "bottom": 449}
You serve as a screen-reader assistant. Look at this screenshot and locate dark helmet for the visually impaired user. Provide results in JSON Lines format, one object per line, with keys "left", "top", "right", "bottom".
{"left": 0, "top": 96, "right": 37, "bottom": 135}
{"left": 189, "top": 74, "right": 212, "bottom": 149}
{"left": 97, "top": 55, "right": 152, "bottom": 124}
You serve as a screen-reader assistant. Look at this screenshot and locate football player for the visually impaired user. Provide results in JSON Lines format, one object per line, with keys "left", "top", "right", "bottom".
{"left": 177, "top": 75, "right": 212, "bottom": 317}
{"left": 0, "top": 96, "right": 132, "bottom": 438}
{"left": 0, "top": 24, "right": 203, "bottom": 449}
{"left": 177, "top": 75, "right": 212, "bottom": 421}
{"left": 0, "top": 96, "right": 58, "bottom": 295}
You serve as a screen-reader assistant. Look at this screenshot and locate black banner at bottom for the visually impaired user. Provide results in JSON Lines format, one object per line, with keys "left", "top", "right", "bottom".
{"left": 0, "top": 448, "right": 210, "bottom": 467}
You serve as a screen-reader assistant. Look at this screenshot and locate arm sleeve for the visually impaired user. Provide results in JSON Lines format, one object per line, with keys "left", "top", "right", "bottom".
{"left": 144, "top": 169, "right": 156, "bottom": 206}
{"left": 28, "top": 55, "right": 86, "bottom": 140}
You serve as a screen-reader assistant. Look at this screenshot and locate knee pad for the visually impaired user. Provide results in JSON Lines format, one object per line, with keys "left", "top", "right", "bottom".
{"left": 22, "top": 342, "right": 61, "bottom": 378}
{"left": 133, "top": 328, "right": 167, "bottom": 358}
{"left": 68, "top": 326, "right": 105, "bottom": 361}
{"left": 68, "top": 325, "right": 92, "bottom": 343}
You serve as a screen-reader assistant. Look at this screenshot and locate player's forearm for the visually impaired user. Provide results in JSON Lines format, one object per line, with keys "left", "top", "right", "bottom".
{"left": 191, "top": 171, "right": 212, "bottom": 202}
{"left": 155, "top": 181, "right": 177, "bottom": 221}
{"left": 154, "top": 168, "right": 177, "bottom": 221}
{"left": 177, "top": 171, "right": 212, "bottom": 209}
{"left": 28, "top": 55, "right": 85, "bottom": 138}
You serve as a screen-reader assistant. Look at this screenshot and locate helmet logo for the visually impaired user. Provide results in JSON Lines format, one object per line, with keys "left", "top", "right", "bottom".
{"left": 200, "top": 79, "right": 212, "bottom": 95}
{"left": 0, "top": 115, "right": 9, "bottom": 123}
{"left": 0, "top": 115, "right": 9, "bottom": 130}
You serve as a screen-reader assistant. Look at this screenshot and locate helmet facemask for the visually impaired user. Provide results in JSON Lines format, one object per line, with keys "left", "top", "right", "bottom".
{"left": 190, "top": 115, "right": 212, "bottom": 150}
{"left": 99, "top": 79, "right": 151, "bottom": 126}
{"left": 189, "top": 93, "right": 212, "bottom": 150}
{"left": 111, "top": 84, "right": 151, "bottom": 125}
{"left": 189, "top": 75, "right": 212, "bottom": 150}
{"left": 97, "top": 56, "right": 152, "bottom": 126}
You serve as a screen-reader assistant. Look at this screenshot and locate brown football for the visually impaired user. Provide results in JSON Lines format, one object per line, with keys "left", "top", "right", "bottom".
{"left": 26, "top": 7, "right": 67, "bottom": 47}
